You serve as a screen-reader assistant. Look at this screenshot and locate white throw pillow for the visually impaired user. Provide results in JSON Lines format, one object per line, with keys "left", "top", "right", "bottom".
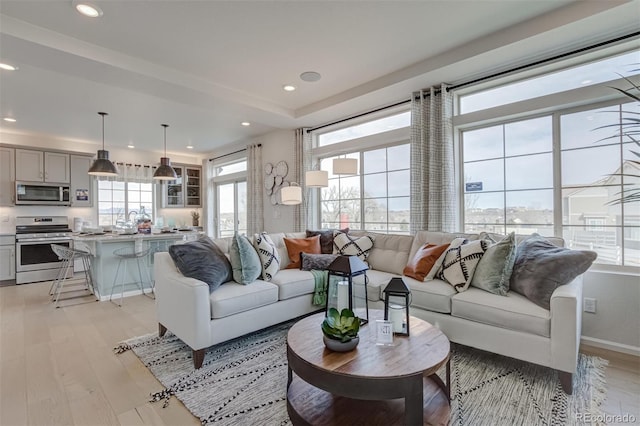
{"left": 333, "top": 231, "right": 375, "bottom": 263}
{"left": 436, "top": 238, "right": 488, "bottom": 292}
{"left": 253, "top": 233, "right": 280, "bottom": 281}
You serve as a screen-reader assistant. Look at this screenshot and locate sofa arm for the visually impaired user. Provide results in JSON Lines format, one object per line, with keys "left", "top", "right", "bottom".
{"left": 154, "top": 252, "right": 212, "bottom": 351}
{"left": 550, "top": 274, "right": 584, "bottom": 372}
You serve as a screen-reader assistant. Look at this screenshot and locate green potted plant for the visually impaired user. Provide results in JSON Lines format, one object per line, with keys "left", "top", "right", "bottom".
{"left": 321, "top": 308, "right": 361, "bottom": 352}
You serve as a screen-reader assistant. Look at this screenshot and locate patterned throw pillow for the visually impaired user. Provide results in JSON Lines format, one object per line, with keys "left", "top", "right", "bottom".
{"left": 306, "top": 228, "right": 349, "bottom": 254}
{"left": 332, "top": 231, "right": 375, "bottom": 263}
{"left": 253, "top": 233, "right": 281, "bottom": 281}
{"left": 437, "top": 238, "right": 488, "bottom": 292}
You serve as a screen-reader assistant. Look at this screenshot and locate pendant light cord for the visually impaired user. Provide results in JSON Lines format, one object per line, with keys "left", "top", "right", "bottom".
{"left": 98, "top": 112, "right": 108, "bottom": 150}
{"left": 162, "top": 124, "right": 169, "bottom": 156}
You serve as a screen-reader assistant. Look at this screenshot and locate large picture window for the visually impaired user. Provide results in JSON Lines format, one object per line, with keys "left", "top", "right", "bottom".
{"left": 97, "top": 180, "right": 154, "bottom": 226}
{"left": 211, "top": 158, "right": 247, "bottom": 237}
{"left": 458, "top": 48, "right": 639, "bottom": 267}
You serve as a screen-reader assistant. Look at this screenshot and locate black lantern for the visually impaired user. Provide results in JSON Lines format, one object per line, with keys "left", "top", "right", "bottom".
{"left": 383, "top": 277, "right": 411, "bottom": 336}
{"left": 325, "top": 255, "right": 369, "bottom": 325}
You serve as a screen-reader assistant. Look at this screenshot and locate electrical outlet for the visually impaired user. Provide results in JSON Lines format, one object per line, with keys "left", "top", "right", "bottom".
{"left": 584, "top": 298, "right": 597, "bottom": 313}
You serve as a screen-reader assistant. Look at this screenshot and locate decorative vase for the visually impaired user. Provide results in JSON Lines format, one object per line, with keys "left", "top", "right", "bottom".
{"left": 323, "top": 335, "right": 359, "bottom": 352}
{"left": 192, "top": 218, "right": 199, "bottom": 226}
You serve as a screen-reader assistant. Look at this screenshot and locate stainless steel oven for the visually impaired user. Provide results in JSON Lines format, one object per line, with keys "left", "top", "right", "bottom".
{"left": 15, "top": 216, "right": 73, "bottom": 284}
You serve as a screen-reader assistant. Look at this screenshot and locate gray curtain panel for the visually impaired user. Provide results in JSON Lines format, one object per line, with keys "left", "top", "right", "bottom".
{"left": 294, "top": 128, "right": 312, "bottom": 232}
{"left": 410, "top": 84, "right": 456, "bottom": 234}
{"left": 247, "top": 143, "right": 264, "bottom": 236}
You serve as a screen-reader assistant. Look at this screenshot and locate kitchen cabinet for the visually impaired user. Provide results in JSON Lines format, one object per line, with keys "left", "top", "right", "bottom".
{"left": 15, "top": 149, "right": 70, "bottom": 183}
{"left": 0, "top": 235, "right": 15, "bottom": 281}
{"left": 0, "top": 147, "right": 15, "bottom": 206}
{"left": 70, "top": 155, "right": 93, "bottom": 207}
{"left": 162, "top": 164, "right": 201, "bottom": 208}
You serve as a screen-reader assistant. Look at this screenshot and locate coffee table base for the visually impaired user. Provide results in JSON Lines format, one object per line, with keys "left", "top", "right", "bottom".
{"left": 287, "top": 374, "right": 451, "bottom": 425}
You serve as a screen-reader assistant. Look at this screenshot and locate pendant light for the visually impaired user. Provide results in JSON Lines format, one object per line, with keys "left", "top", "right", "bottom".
{"left": 153, "top": 124, "right": 178, "bottom": 180}
{"left": 281, "top": 183, "right": 302, "bottom": 205}
{"left": 88, "top": 112, "right": 118, "bottom": 176}
{"left": 333, "top": 157, "right": 358, "bottom": 175}
{"left": 305, "top": 170, "right": 328, "bottom": 187}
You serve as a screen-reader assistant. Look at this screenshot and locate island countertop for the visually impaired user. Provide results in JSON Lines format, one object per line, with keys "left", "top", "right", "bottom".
{"left": 72, "top": 231, "right": 200, "bottom": 242}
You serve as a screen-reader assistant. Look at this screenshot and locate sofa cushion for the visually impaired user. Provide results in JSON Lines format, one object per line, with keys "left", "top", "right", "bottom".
{"left": 360, "top": 232, "right": 414, "bottom": 275}
{"left": 284, "top": 235, "right": 321, "bottom": 269}
{"left": 229, "top": 233, "right": 262, "bottom": 284}
{"left": 270, "top": 269, "right": 316, "bottom": 300}
{"left": 300, "top": 252, "right": 338, "bottom": 271}
{"left": 437, "top": 238, "right": 488, "bottom": 292}
{"left": 403, "top": 243, "right": 449, "bottom": 281}
{"left": 363, "top": 269, "right": 399, "bottom": 302}
{"left": 306, "top": 228, "right": 349, "bottom": 254}
{"left": 409, "top": 231, "right": 479, "bottom": 260}
{"left": 451, "top": 288, "right": 551, "bottom": 337}
{"left": 470, "top": 232, "right": 517, "bottom": 296}
{"left": 209, "top": 280, "right": 279, "bottom": 319}
{"left": 333, "top": 231, "right": 375, "bottom": 263}
{"left": 510, "top": 234, "right": 597, "bottom": 310}
{"left": 168, "top": 236, "right": 232, "bottom": 291}
{"left": 253, "top": 232, "right": 281, "bottom": 281}
{"left": 403, "top": 276, "right": 457, "bottom": 314}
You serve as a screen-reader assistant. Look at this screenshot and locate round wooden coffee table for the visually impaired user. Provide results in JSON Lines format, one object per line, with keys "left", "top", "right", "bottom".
{"left": 286, "top": 310, "right": 450, "bottom": 425}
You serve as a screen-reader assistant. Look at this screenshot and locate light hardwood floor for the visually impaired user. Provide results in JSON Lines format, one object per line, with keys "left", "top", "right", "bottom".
{"left": 1, "top": 280, "right": 638, "bottom": 426}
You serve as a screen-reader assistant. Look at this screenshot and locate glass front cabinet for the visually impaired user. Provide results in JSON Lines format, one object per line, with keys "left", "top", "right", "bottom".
{"left": 162, "top": 164, "right": 201, "bottom": 208}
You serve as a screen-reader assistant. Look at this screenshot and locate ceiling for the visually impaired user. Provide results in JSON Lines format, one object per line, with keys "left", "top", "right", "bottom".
{"left": 0, "top": 0, "right": 638, "bottom": 156}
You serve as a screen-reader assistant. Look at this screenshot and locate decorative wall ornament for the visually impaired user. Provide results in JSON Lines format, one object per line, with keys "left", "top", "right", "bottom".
{"left": 264, "top": 160, "right": 295, "bottom": 205}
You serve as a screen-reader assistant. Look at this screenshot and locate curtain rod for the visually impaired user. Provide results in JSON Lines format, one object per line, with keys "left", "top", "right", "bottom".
{"left": 208, "top": 144, "right": 261, "bottom": 162}
{"left": 308, "top": 30, "right": 639, "bottom": 132}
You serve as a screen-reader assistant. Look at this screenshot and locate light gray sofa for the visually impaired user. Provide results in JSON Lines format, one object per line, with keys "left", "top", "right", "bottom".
{"left": 154, "top": 230, "right": 583, "bottom": 393}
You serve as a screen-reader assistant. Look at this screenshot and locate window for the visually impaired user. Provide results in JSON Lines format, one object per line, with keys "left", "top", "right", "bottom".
{"left": 319, "top": 144, "right": 410, "bottom": 233}
{"left": 318, "top": 112, "right": 410, "bottom": 147}
{"left": 212, "top": 158, "right": 247, "bottom": 237}
{"left": 98, "top": 180, "right": 154, "bottom": 226}
{"left": 458, "top": 46, "right": 639, "bottom": 267}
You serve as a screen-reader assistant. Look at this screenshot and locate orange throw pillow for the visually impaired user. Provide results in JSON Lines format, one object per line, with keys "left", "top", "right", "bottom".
{"left": 284, "top": 235, "right": 321, "bottom": 269}
{"left": 403, "top": 243, "right": 449, "bottom": 281}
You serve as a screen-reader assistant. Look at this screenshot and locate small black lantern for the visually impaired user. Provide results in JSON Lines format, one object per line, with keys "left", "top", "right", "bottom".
{"left": 383, "top": 277, "right": 411, "bottom": 336}
{"left": 325, "top": 255, "right": 369, "bottom": 325}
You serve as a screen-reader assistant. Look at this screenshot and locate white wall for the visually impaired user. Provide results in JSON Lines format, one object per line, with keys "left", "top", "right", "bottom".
{"left": 581, "top": 269, "right": 640, "bottom": 354}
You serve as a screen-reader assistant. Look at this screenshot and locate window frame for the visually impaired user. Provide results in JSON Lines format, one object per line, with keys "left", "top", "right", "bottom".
{"left": 97, "top": 180, "right": 155, "bottom": 227}
{"left": 210, "top": 157, "right": 247, "bottom": 238}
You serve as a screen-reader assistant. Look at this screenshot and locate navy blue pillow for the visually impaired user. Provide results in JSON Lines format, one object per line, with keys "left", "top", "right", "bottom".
{"left": 169, "top": 236, "right": 232, "bottom": 291}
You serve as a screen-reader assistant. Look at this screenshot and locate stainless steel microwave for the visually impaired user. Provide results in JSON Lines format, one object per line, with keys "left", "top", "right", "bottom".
{"left": 15, "top": 182, "right": 70, "bottom": 206}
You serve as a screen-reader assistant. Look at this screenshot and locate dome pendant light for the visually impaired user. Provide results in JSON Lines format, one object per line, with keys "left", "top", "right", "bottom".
{"left": 153, "top": 124, "right": 178, "bottom": 180}
{"left": 88, "top": 112, "right": 118, "bottom": 176}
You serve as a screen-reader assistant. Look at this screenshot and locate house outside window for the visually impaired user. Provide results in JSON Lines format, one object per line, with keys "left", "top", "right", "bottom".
{"left": 456, "top": 48, "right": 639, "bottom": 267}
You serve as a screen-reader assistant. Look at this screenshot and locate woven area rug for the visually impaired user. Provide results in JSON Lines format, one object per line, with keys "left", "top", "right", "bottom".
{"left": 115, "top": 322, "right": 607, "bottom": 426}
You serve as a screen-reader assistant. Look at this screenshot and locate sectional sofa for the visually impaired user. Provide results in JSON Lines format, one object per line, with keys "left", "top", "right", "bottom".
{"left": 154, "top": 230, "right": 587, "bottom": 393}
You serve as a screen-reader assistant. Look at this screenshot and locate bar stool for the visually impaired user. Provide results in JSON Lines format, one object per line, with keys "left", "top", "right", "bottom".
{"left": 50, "top": 244, "right": 96, "bottom": 308}
{"left": 110, "top": 246, "right": 153, "bottom": 307}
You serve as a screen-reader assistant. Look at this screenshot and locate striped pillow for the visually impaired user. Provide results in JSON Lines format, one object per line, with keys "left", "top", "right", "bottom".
{"left": 333, "top": 231, "right": 375, "bottom": 263}
{"left": 253, "top": 233, "right": 280, "bottom": 281}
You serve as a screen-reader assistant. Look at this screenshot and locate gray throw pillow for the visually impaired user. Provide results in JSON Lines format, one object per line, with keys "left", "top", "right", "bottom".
{"left": 470, "top": 232, "right": 516, "bottom": 296}
{"left": 230, "top": 233, "right": 262, "bottom": 284}
{"left": 510, "top": 234, "right": 597, "bottom": 310}
{"left": 300, "top": 252, "right": 339, "bottom": 271}
{"left": 306, "top": 228, "right": 349, "bottom": 254}
{"left": 169, "top": 236, "right": 232, "bottom": 291}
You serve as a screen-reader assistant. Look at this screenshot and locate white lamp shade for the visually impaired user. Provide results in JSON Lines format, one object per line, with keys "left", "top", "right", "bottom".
{"left": 305, "top": 170, "right": 328, "bottom": 187}
{"left": 333, "top": 158, "right": 358, "bottom": 175}
{"left": 280, "top": 185, "right": 302, "bottom": 205}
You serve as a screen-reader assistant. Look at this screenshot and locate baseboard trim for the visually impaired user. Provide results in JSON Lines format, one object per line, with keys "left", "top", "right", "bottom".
{"left": 581, "top": 336, "right": 640, "bottom": 357}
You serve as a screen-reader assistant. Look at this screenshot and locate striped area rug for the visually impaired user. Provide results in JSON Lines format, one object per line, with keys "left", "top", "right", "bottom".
{"left": 115, "top": 323, "right": 607, "bottom": 426}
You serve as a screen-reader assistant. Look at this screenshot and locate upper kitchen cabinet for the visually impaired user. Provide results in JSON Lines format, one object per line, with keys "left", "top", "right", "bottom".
{"left": 15, "top": 149, "right": 70, "bottom": 183}
{"left": 162, "top": 164, "right": 201, "bottom": 208}
{"left": 0, "top": 147, "right": 15, "bottom": 206}
{"left": 70, "top": 155, "right": 93, "bottom": 207}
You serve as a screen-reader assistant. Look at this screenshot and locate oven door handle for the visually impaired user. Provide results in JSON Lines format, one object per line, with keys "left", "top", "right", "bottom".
{"left": 16, "top": 237, "right": 73, "bottom": 244}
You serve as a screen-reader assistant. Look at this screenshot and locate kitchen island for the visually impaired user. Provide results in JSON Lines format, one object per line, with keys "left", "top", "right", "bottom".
{"left": 72, "top": 231, "right": 200, "bottom": 301}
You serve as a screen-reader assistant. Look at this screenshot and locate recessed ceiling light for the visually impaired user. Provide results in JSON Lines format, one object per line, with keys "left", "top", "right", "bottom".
{"left": 0, "top": 63, "right": 17, "bottom": 71}
{"left": 186, "top": 145, "right": 194, "bottom": 149}
{"left": 283, "top": 85, "right": 296, "bottom": 92}
{"left": 581, "top": 79, "right": 592, "bottom": 85}
{"left": 3, "top": 117, "right": 16, "bottom": 122}
{"left": 74, "top": 2, "right": 103, "bottom": 18}
{"left": 241, "top": 122, "right": 251, "bottom": 126}
{"left": 300, "top": 71, "right": 321, "bottom": 82}
{"left": 127, "top": 144, "right": 135, "bottom": 149}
